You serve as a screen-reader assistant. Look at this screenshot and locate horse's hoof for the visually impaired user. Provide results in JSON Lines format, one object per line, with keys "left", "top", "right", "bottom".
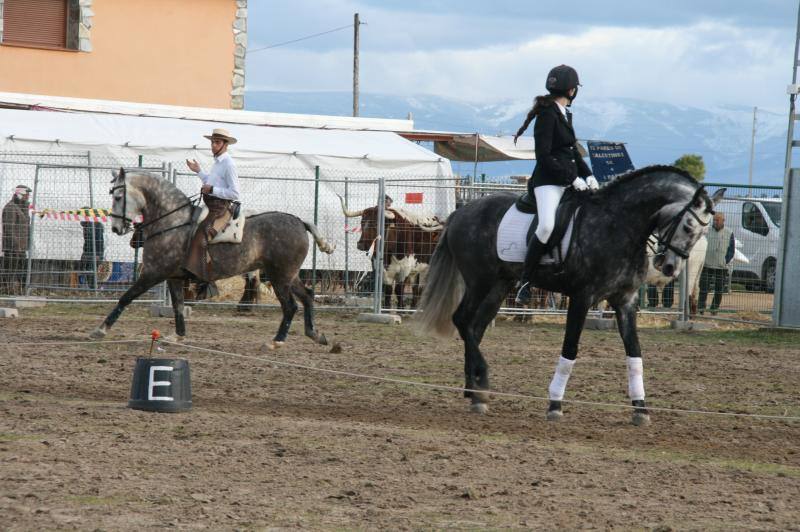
{"left": 470, "top": 402, "right": 489, "bottom": 414}
{"left": 88, "top": 328, "right": 106, "bottom": 340}
{"left": 263, "top": 341, "right": 284, "bottom": 351}
{"left": 632, "top": 412, "right": 651, "bottom": 426}
{"left": 317, "top": 333, "right": 328, "bottom": 346}
{"left": 546, "top": 409, "right": 563, "bottom": 421}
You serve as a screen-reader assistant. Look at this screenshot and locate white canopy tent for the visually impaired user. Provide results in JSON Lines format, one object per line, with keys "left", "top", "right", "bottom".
{"left": 0, "top": 105, "right": 454, "bottom": 271}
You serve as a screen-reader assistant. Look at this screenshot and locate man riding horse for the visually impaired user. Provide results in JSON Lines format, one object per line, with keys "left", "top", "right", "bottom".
{"left": 185, "top": 128, "right": 241, "bottom": 298}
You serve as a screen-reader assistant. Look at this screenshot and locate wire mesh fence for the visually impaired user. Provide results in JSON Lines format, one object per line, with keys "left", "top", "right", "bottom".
{"left": 0, "top": 150, "right": 785, "bottom": 325}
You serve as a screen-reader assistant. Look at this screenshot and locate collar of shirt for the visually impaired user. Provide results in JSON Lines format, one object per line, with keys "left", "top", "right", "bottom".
{"left": 214, "top": 152, "right": 231, "bottom": 163}
{"left": 555, "top": 101, "right": 568, "bottom": 117}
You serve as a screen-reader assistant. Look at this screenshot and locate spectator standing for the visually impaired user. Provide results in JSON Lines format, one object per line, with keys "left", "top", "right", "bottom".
{"left": 79, "top": 207, "right": 105, "bottom": 289}
{"left": 698, "top": 212, "right": 735, "bottom": 315}
{"left": 1, "top": 185, "right": 32, "bottom": 295}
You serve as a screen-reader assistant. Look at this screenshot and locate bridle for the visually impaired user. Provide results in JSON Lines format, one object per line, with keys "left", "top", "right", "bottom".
{"left": 109, "top": 174, "right": 200, "bottom": 241}
{"left": 652, "top": 186, "right": 712, "bottom": 261}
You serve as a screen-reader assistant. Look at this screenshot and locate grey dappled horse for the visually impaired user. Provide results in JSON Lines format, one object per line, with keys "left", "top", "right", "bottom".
{"left": 418, "top": 166, "right": 724, "bottom": 424}
{"left": 90, "top": 169, "right": 334, "bottom": 349}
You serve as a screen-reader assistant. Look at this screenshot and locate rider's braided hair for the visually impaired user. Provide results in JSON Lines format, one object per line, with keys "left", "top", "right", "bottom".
{"left": 515, "top": 94, "right": 557, "bottom": 139}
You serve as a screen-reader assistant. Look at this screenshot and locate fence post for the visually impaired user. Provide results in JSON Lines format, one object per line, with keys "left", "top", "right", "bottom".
{"left": 133, "top": 157, "right": 143, "bottom": 283}
{"left": 679, "top": 266, "right": 689, "bottom": 322}
{"left": 312, "top": 165, "right": 320, "bottom": 294}
{"left": 87, "top": 151, "right": 99, "bottom": 292}
{"left": 24, "top": 165, "right": 40, "bottom": 296}
{"left": 344, "top": 175, "right": 349, "bottom": 297}
{"left": 373, "top": 177, "right": 386, "bottom": 314}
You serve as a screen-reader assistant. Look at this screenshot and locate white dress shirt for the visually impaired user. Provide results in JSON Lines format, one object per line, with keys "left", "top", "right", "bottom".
{"left": 197, "top": 152, "right": 240, "bottom": 201}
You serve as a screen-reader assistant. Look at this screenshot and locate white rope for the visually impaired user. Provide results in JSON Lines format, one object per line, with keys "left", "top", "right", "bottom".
{"left": 159, "top": 339, "right": 800, "bottom": 423}
{"left": 12, "top": 339, "right": 148, "bottom": 347}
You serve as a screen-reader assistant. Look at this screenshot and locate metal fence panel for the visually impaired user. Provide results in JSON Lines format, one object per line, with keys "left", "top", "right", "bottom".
{"left": 0, "top": 150, "right": 786, "bottom": 325}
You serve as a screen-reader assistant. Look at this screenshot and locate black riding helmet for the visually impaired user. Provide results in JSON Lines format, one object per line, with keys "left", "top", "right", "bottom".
{"left": 546, "top": 64, "right": 580, "bottom": 103}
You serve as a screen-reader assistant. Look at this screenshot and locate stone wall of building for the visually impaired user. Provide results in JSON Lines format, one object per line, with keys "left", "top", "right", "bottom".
{"left": 231, "top": 0, "right": 247, "bottom": 109}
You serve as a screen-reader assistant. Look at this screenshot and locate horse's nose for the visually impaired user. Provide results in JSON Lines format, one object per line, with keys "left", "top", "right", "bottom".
{"left": 112, "top": 226, "right": 120, "bottom": 235}
{"left": 661, "top": 263, "right": 675, "bottom": 278}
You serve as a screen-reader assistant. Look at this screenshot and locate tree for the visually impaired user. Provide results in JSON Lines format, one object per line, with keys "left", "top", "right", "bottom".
{"left": 673, "top": 154, "right": 706, "bottom": 181}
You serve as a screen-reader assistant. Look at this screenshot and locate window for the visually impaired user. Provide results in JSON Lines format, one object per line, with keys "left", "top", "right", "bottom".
{"left": 2, "top": 0, "right": 80, "bottom": 50}
{"left": 742, "top": 202, "right": 768, "bottom": 237}
{"left": 761, "top": 202, "right": 782, "bottom": 228}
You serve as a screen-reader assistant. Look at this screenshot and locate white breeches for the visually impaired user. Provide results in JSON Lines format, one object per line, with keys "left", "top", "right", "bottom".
{"left": 534, "top": 185, "right": 566, "bottom": 243}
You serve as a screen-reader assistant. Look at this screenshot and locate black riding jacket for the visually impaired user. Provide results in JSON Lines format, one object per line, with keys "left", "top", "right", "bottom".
{"left": 530, "top": 103, "right": 592, "bottom": 189}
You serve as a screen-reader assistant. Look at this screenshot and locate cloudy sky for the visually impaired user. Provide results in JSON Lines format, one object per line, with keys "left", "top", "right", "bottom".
{"left": 246, "top": 0, "right": 798, "bottom": 111}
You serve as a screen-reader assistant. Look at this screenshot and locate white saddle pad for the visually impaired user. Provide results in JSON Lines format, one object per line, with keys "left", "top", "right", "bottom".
{"left": 196, "top": 204, "right": 247, "bottom": 245}
{"left": 496, "top": 204, "right": 578, "bottom": 263}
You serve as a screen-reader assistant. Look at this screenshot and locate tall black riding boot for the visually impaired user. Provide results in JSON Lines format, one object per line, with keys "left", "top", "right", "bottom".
{"left": 515, "top": 236, "right": 549, "bottom": 305}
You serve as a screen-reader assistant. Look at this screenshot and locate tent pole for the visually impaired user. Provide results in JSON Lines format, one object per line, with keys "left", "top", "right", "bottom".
{"left": 472, "top": 132, "right": 479, "bottom": 201}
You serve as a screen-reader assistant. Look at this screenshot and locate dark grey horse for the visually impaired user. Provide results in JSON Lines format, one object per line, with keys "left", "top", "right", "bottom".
{"left": 418, "top": 166, "right": 724, "bottom": 424}
{"left": 89, "top": 169, "right": 334, "bottom": 350}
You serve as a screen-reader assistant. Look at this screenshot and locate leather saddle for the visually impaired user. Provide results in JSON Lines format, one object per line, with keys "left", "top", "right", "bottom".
{"left": 516, "top": 188, "right": 582, "bottom": 254}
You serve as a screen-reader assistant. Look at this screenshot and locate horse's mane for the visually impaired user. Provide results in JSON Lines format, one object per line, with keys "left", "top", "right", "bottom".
{"left": 127, "top": 171, "right": 188, "bottom": 202}
{"left": 593, "top": 164, "right": 711, "bottom": 210}
{"left": 602, "top": 165, "right": 698, "bottom": 191}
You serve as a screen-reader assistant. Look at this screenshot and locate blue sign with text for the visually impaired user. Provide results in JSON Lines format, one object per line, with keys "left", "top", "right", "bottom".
{"left": 587, "top": 141, "right": 634, "bottom": 183}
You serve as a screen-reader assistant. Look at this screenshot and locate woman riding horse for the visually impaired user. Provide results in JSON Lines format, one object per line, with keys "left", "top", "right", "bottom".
{"left": 513, "top": 65, "right": 599, "bottom": 306}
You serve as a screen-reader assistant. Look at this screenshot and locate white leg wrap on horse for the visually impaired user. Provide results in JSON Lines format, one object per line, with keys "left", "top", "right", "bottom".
{"left": 627, "top": 357, "right": 645, "bottom": 401}
{"left": 548, "top": 356, "right": 576, "bottom": 401}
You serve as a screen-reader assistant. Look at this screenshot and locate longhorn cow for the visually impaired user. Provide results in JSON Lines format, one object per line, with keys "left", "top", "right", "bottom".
{"left": 339, "top": 195, "right": 444, "bottom": 309}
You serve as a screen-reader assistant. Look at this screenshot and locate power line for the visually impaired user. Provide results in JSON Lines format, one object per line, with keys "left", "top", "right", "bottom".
{"left": 249, "top": 23, "right": 356, "bottom": 54}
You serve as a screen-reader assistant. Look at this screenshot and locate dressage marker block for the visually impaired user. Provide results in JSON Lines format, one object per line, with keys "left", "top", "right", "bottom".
{"left": 0, "top": 308, "right": 19, "bottom": 318}
{"left": 357, "top": 313, "right": 402, "bottom": 325}
{"left": 584, "top": 317, "right": 617, "bottom": 330}
{"left": 128, "top": 357, "right": 192, "bottom": 413}
{"left": 150, "top": 305, "right": 192, "bottom": 318}
{"left": 8, "top": 297, "right": 46, "bottom": 308}
{"left": 670, "top": 320, "right": 715, "bottom": 331}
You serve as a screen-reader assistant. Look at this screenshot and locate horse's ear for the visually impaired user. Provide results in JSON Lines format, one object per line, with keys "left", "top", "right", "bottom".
{"left": 111, "top": 169, "right": 119, "bottom": 181}
{"left": 119, "top": 167, "right": 126, "bottom": 178}
{"left": 710, "top": 188, "right": 726, "bottom": 207}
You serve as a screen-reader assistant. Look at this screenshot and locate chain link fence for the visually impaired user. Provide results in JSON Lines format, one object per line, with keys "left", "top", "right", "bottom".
{"left": 0, "top": 150, "right": 784, "bottom": 325}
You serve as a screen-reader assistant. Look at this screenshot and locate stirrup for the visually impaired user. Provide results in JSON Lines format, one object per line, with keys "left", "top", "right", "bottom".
{"left": 515, "top": 282, "right": 532, "bottom": 305}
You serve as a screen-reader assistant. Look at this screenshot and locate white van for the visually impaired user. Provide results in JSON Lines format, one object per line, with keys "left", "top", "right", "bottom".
{"left": 714, "top": 197, "right": 782, "bottom": 292}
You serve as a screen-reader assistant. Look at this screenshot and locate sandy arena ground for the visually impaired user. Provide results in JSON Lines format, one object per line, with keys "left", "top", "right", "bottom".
{"left": 1, "top": 303, "right": 799, "bottom": 530}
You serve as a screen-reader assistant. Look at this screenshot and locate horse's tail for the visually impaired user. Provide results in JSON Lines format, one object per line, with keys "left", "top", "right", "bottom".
{"left": 302, "top": 220, "right": 336, "bottom": 254}
{"left": 416, "top": 228, "right": 463, "bottom": 337}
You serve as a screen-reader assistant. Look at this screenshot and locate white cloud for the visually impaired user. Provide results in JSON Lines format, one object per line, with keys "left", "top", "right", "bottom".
{"left": 246, "top": 21, "right": 793, "bottom": 109}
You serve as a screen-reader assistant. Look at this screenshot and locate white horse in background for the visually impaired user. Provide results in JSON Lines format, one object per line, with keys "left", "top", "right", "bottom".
{"left": 647, "top": 235, "right": 749, "bottom": 311}
{"left": 646, "top": 235, "right": 707, "bottom": 307}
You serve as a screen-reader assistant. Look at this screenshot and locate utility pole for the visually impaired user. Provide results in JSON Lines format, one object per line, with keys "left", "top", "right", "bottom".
{"left": 747, "top": 106, "right": 757, "bottom": 196}
{"left": 353, "top": 13, "right": 360, "bottom": 117}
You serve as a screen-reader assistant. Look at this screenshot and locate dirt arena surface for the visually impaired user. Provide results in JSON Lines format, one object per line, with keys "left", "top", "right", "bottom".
{"left": 2, "top": 304, "right": 799, "bottom": 530}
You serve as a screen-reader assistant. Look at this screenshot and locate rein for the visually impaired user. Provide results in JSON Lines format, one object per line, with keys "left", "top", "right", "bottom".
{"left": 110, "top": 178, "right": 201, "bottom": 242}
{"left": 652, "top": 186, "right": 711, "bottom": 260}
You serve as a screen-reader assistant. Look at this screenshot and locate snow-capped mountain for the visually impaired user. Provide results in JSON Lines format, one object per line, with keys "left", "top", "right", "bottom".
{"left": 246, "top": 91, "right": 788, "bottom": 186}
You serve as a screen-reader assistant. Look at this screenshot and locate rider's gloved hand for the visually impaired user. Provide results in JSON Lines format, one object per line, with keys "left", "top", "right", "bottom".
{"left": 586, "top": 176, "right": 599, "bottom": 190}
{"left": 572, "top": 177, "right": 589, "bottom": 191}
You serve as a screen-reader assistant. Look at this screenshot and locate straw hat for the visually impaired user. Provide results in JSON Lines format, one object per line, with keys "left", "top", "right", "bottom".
{"left": 203, "top": 128, "right": 237, "bottom": 144}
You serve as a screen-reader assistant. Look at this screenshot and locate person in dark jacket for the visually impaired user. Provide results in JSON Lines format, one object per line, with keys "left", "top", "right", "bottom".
{"left": 1, "top": 185, "right": 32, "bottom": 295}
{"left": 513, "top": 65, "right": 598, "bottom": 304}
{"left": 79, "top": 207, "right": 105, "bottom": 288}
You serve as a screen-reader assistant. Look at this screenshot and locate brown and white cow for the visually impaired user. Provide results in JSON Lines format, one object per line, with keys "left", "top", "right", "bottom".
{"left": 339, "top": 195, "right": 444, "bottom": 309}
